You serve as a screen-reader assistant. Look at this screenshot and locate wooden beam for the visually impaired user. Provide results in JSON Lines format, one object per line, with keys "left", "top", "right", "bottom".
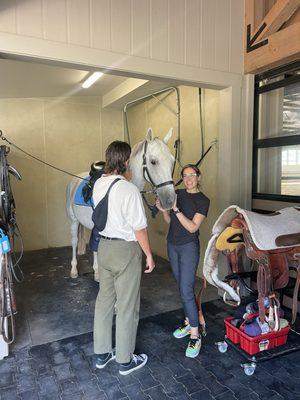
{"left": 245, "top": 0, "right": 265, "bottom": 31}
{"left": 245, "top": 0, "right": 255, "bottom": 30}
{"left": 282, "top": 5, "right": 300, "bottom": 28}
{"left": 254, "top": 1, "right": 265, "bottom": 31}
{"left": 244, "top": 0, "right": 265, "bottom": 54}
{"left": 251, "top": 0, "right": 300, "bottom": 43}
{"left": 245, "top": 22, "right": 300, "bottom": 74}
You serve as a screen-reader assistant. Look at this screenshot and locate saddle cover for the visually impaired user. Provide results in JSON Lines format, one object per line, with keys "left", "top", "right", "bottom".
{"left": 74, "top": 177, "right": 93, "bottom": 207}
{"left": 212, "top": 205, "right": 300, "bottom": 251}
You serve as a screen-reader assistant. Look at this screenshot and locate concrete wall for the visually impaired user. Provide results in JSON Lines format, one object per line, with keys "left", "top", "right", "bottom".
{"left": 0, "top": 97, "right": 123, "bottom": 250}
{"left": 127, "top": 85, "right": 219, "bottom": 269}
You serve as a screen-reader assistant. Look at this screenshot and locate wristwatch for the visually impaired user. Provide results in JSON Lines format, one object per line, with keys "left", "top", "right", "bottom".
{"left": 174, "top": 208, "right": 182, "bottom": 215}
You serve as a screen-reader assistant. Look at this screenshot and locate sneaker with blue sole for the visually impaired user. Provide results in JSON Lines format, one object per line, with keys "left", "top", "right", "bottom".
{"left": 185, "top": 337, "right": 201, "bottom": 358}
{"left": 95, "top": 349, "right": 116, "bottom": 369}
{"left": 173, "top": 324, "right": 191, "bottom": 339}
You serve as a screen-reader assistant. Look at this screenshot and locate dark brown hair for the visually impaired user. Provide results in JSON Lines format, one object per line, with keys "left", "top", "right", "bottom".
{"left": 180, "top": 164, "right": 201, "bottom": 178}
{"left": 105, "top": 141, "right": 131, "bottom": 175}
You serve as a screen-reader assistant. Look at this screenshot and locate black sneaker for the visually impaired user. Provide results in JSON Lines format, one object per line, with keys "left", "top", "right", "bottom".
{"left": 119, "top": 353, "right": 148, "bottom": 375}
{"left": 95, "top": 350, "right": 116, "bottom": 369}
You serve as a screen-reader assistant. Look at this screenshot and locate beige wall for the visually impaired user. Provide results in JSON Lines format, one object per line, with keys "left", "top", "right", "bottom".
{"left": 0, "top": 97, "right": 123, "bottom": 250}
{"left": 126, "top": 85, "right": 219, "bottom": 271}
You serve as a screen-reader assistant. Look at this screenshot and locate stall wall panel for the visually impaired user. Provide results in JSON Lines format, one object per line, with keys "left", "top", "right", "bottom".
{"left": 43, "top": 0, "right": 68, "bottom": 43}
{"left": 229, "top": 0, "right": 244, "bottom": 73}
{"left": 111, "top": 0, "right": 131, "bottom": 55}
{"left": 0, "top": 96, "right": 123, "bottom": 250}
{"left": 150, "top": 0, "right": 168, "bottom": 62}
{"left": 90, "top": 0, "right": 111, "bottom": 50}
{"left": 0, "top": 99, "right": 47, "bottom": 250}
{"left": 126, "top": 86, "right": 219, "bottom": 264}
{"left": 16, "top": 0, "right": 43, "bottom": 38}
{"left": 67, "top": 0, "right": 90, "bottom": 47}
{"left": 0, "top": 0, "right": 244, "bottom": 74}
{"left": 132, "top": 0, "right": 150, "bottom": 58}
{"left": 101, "top": 109, "right": 124, "bottom": 159}
{"left": 201, "top": 0, "right": 216, "bottom": 70}
{"left": 0, "top": 1, "right": 17, "bottom": 34}
{"left": 215, "top": 0, "right": 230, "bottom": 72}
{"left": 185, "top": 0, "right": 201, "bottom": 67}
{"left": 44, "top": 100, "right": 101, "bottom": 248}
{"left": 168, "top": 0, "right": 185, "bottom": 64}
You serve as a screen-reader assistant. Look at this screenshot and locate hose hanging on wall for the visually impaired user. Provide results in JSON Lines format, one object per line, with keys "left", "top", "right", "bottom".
{"left": 123, "top": 86, "right": 181, "bottom": 165}
{"left": 199, "top": 88, "right": 205, "bottom": 159}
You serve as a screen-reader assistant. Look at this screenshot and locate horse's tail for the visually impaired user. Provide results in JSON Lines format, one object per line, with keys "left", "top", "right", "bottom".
{"left": 77, "top": 224, "right": 86, "bottom": 255}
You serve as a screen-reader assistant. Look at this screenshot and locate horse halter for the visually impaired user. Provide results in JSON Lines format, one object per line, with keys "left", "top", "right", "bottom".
{"left": 142, "top": 140, "right": 174, "bottom": 193}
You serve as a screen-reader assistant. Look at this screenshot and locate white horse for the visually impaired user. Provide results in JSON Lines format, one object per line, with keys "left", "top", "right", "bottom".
{"left": 66, "top": 128, "right": 176, "bottom": 280}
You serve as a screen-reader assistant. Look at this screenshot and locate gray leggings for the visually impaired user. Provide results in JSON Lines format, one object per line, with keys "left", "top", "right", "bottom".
{"left": 167, "top": 240, "right": 200, "bottom": 328}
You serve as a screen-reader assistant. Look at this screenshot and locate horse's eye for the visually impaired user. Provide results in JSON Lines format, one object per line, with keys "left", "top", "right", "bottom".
{"left": 151, "top": 160, "right": 157, "bottom": 165}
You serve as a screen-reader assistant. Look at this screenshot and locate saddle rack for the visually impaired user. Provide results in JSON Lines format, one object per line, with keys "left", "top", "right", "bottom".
{"left": 210, "top": 206, "right": 300, "bottom": 375}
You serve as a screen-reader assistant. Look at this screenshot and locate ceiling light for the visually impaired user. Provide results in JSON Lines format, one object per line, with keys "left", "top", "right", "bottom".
{"left": 82, "top": 72, "right": 103, "bottom": 88}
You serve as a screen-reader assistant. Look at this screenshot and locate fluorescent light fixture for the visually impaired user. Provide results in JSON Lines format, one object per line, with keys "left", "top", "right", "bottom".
{"left": 82, "top": 72, "right": 103, "bottom": 88}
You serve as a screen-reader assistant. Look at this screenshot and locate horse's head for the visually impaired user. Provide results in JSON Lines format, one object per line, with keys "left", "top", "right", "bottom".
{"left": 130, "top": 128, "right": 176, "bottom": 210}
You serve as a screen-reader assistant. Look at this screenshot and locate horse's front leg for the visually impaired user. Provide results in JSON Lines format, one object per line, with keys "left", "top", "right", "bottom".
{"left": 93, "top": 251, "right": 99, "bottom": 282}
{"left": 70, "top": 220, "right": 79, "bottom": 278}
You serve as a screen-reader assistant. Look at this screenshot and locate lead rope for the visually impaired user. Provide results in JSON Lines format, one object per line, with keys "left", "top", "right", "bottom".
{"left": 0, "top": 130, "right": 87, "bottom": 182}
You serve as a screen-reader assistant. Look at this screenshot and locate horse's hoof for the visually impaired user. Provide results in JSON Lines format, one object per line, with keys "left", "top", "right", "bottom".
{"left": 70, "top": 272, "right": 78, "bottom": 279}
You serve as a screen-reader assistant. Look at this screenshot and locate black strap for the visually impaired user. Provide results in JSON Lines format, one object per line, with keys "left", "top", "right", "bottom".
{"left": 104, "top": 177, "right": 121, "bottom": 198}
{"left": 174, "top": 143, "right": 214, "bottom": 187}
{"left": 91, "top": 177, "right": 121, "bottom": 210}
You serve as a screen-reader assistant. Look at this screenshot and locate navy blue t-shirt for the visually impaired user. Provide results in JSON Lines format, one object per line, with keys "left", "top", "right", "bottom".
{"left": 167, "top": 189, "right": 210, "bottom": 245}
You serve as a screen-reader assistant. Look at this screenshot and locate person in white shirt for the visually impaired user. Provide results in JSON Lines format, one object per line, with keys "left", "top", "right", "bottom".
{"left": 93, "top": 140, "right": 155, "bottom": 376}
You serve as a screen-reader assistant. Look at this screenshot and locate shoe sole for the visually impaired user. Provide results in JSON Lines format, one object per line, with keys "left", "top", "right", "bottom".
{"left": 96, "top": 355, "right": 116, "bottom": 369}
{"left": 119, "top": 355, "right": 148, "bottom": 376}
{"left": 173, "top": 331, "right": 191, "bottom": 339}
{"left": 185, "top": 351, "right": 200, "bottom": 358}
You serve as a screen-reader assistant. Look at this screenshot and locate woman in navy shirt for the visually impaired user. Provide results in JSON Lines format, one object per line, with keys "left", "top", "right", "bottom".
{"left": 156, "top": 164, "right": 210, "bottom": 358}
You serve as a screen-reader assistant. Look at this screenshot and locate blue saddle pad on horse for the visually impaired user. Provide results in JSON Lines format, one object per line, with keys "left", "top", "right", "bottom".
{"left": 74, "top": 177, "right": 94, "bottom": 207}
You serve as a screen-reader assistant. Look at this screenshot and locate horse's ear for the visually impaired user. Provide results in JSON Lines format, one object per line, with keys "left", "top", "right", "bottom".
{"left": 146, "top": 128, "right": 154, "bottom": 142}
{"left": 163, "top": 128, "right": 173, "bottom": 144}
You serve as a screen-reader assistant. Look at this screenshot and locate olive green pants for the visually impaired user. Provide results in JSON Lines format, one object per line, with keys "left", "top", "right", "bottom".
{"left": 93, "top": 238, "right": 142, "bottom": 363}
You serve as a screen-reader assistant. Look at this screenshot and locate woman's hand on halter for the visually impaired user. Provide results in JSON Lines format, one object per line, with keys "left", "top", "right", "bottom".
{"left": 155, "top": 198, "right": 167, "bottom": 212}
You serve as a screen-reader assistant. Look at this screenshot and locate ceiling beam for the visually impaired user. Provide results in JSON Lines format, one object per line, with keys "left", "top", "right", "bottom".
{"left": 250, "top": 0, "right": 300, "bottom": 43}
{"left": 245, "top": 0, "right": 265, "bottom": 31}
{"left": 282, "top": 5, "right": 300, "bottom": 29}
{"left": 102, "top": 78, "right": 148, "bottom": 108}
{"left": 245, "top": 22, "right": 300, "bottom": 74}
